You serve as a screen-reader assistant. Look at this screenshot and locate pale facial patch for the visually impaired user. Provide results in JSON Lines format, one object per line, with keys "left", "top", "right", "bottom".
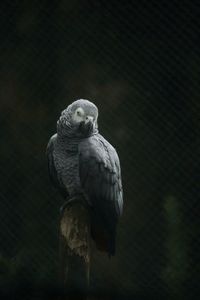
{"left": 72, "top": 107, "right": 85, "bottom": 123}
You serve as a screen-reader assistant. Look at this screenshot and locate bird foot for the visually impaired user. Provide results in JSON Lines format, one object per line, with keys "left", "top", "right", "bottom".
{"left": 60, "top": 193, "right": 89, "bottom": 215}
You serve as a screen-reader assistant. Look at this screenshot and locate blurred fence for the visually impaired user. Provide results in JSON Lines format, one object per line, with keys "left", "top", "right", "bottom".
{"left": 0, "top": 1, "right": 199, "bottom": 299}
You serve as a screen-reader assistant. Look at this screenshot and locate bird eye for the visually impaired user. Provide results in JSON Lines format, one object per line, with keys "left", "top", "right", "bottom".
{"left": 77, "top": 110, "right": 81, "bottom": 116}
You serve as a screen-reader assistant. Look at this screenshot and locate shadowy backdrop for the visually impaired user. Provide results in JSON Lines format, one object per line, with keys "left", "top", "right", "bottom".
{"left": 0, "top": 1, "right": 199, "bottom": 299}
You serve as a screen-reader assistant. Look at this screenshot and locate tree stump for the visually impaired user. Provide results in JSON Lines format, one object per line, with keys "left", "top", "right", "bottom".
{"left": 59, "top": 199, "right": 91, "bottom": 299}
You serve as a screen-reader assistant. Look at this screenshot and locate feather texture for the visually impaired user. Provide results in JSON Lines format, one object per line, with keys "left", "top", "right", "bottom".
{"left": 79, "top": 134, "right": 123, "bottom": 255}
{"left": 47, "top": 100, "right": 123, "bottom": 256}
{"left": 46, "top": 134, "right": 69, "bottom": 198}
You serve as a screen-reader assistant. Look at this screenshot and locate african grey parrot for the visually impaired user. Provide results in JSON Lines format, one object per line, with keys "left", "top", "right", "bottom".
{"left": 46, "top": 99, "right": 123, "bottom": 255}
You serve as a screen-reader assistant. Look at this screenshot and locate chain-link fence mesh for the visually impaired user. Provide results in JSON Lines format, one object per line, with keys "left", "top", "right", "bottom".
{"left": 0, "top": 1, "right": 199, "bottom": 299}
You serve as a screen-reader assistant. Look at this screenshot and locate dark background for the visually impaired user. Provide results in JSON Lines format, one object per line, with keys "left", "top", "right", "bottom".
{"left": 0, "top": 1, "right": 199, "bottom": 299}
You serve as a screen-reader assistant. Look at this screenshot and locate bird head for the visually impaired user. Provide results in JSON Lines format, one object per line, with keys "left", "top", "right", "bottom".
{"left": 57, "top": 99, "right": 98, "bottom": 138}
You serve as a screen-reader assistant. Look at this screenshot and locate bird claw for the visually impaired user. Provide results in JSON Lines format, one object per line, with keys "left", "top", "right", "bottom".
{"left": 59, "top": 200, "right": 69, "bottom": 215}
{"left": 59, "top": 193, "right": 89, "bottom": 215}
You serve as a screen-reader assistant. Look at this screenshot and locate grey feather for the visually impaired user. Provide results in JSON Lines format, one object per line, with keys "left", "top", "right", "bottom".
{"left": 79, "top": 134, "right": 123, "bottom": 217}
{"left": 46, "top": 99, "right": 123, "bottom": 255}
{"left": 46, "top": 134, "right": 68, "bottom": 198}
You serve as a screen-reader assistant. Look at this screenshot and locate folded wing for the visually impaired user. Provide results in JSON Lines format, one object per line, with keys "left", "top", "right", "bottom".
{"left": 46, "top": 134, "right": 68, "bottom": 198}
{"left": 79, "top": 134, "right": 123, "bottom": 255}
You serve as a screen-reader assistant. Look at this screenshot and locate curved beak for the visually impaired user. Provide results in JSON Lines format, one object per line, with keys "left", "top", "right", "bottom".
{"left": 79, "top": 116, "right": 94, "bottom": 135}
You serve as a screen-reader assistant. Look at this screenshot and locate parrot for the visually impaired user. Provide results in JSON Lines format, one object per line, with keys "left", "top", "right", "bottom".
{"left": 46, "top": 99, "right": 123, "bottom": 256}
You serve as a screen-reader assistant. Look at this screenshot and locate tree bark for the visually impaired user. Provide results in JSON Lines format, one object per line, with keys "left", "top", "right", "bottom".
{"left": 59, "top": 200, "right": 90, "bottom": 299}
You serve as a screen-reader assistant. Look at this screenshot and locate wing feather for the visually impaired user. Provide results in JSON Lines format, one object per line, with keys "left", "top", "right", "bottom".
{"left": 46, "top": 134, "right": 68, "bottom": 198}
{"left": 79, "top": 134, "right": 123, "bottom": 221}
{"left": 78, "top": 134, "right": 123, "bottom": 256}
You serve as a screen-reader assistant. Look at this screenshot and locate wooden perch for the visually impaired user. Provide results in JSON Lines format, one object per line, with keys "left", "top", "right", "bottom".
{"left": 59, "top": 198, "right": 91, "bottom": 298}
